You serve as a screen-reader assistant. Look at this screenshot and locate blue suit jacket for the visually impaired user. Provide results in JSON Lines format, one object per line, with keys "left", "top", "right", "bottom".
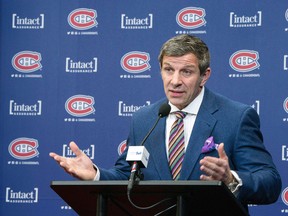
{"left": 99, "top": 88, "right": 281, "bottom": 206}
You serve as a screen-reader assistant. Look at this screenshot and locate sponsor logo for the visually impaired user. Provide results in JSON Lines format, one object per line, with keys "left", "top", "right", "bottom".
{"left": 12, "top": 51, "right": 42, "bottom": 73}
{"left": 12, "top": 14, "right": 44, "bottom": 29}
{"left": 121, "top": 51, "right": 151, "bottom": 73}
{"left": 65, "top": 57, "right": 97, "bottom": 73}
{"left": 62, "top": 144, "right": 95, "bottom": 159}
{"left": 121, "top": 14, "right": 153, "bottom": 29}
{"left": 282, "top": 187, "right": 288, "bottom": 206}
{"left": 230, "top": 11, "right": 262, "bottom": 28}
{"left": 251, "top": 100, "right": 260, "bottom": 115}
{"left": 229, "top": 50, "right": 260, "bottom": 72}
{"left": 120, "top": 51, "right": 151, "bottom": 78}
{"left": 65, "top": 95, "right": 95, "bottom": 117}
{"left": 175, "top": 7, "right": 207, "bottom": 35}
{"left": 64, "top": 95, "right": 96, "bottom": 122}
{"left": 6, "top": 187, "right": 38, "bottom": 203}
{"left": 282, "top": 145, "right": 288, "bottom": 161}
{"left": 118, "top": 101, "right": 151, "bottom": 116}
{"left": 228, "top": 50, "right": 261, "bottom": 78}
{"left": 176, "top": 7, "right": 206, "bottom": 29}
{"left": 9, "top": 100, "right": 42, "bottom": 116}
{"left": 68, "top": 8, "right": 97, "bottom": 30}
{"left": 8, "top": 138, "right": 39, "bottom": 160}
{"left": 118, "top": 140, "right": 127, "bottom": 155}
{"left": 67, "top": 8, "right": 98, "bottom": 35}
{"left": 284, "top": 55, "right": 288, "bottom": 70}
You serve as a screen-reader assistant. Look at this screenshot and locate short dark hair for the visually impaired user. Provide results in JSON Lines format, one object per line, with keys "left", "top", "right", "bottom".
{"left": 158, "top": 34, "right": 210, "bottom": 75}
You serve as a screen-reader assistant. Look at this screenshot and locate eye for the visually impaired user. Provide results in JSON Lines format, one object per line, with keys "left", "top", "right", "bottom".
{"left": 181, "top": 70, "right": 193, "bottom": 77}
{"left": 163, "top": 66, "right": 174, "bottom": 74}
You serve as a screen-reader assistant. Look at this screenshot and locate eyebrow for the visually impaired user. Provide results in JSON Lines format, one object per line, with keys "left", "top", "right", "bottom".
{"left": 162, "top": 62, "right": 197, "bottom": 69}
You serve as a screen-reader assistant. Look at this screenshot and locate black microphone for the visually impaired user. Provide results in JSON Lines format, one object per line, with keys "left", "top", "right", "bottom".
{"left": 127, "top": 103, "right": 171, "bottom": 193}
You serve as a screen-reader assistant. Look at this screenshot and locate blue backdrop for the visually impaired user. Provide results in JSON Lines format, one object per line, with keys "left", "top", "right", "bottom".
{"left": 1, "top": 1, "right": 288, "bottom": 215}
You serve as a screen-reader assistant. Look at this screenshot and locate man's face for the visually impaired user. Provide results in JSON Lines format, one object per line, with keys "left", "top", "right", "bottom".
{"left": 161, "top": 53, "right": 210, "bottom": 110}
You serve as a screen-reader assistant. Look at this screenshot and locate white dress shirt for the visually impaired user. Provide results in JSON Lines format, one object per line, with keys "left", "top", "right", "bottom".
{"left": 165, "top": 87, "right": 204, "bottom": 158}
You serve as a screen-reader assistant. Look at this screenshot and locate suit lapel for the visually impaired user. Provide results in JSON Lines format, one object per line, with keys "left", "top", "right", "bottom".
{"left": 180, "top": 89, "right": 219, "bottom": 180}
{"left": 144, "top": 90, "right": 220, "bottom": 180}
{"left": 147, "top": 116, "right": 173, "bottom": 180}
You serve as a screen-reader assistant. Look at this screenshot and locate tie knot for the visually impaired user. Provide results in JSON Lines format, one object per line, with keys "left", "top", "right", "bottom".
{"left": 174, "top": 111, "right": 187, "bottom": 119}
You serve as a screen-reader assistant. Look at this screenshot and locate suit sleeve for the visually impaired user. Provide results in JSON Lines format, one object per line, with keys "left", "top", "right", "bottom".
{"left": 232, "top": 107, "right": 282, "bottom": 204}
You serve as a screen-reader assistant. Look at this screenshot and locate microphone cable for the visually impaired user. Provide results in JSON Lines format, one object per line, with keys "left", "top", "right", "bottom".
{"left": 127, "top": 190, "right": 174, "bottom": 211}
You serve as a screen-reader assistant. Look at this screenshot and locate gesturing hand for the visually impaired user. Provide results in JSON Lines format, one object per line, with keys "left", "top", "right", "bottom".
{"left": 199, "top": 143, "right": 234, "bottom": 185}
{"left": 49, "top": 141, "right": 96, "bottom": 180}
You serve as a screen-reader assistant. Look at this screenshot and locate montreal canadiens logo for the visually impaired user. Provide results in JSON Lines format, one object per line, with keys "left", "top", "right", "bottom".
{"left": 121, "top": 51, "right": 151, "bottom": 73}
{"left": 12, "top": 51, "right": 42, "bottom": 73}
{"left": 68, "top": 8, "right": 97, "bottom": 30}
{"left": 229, "top": 50, "right": 260, "bottom": 72}
{"left": 283, "top": 97, "right": 288, "bottom": 113}
{"left": 65, "top": 95, "right": 95, "bottom": 117}
{"left": 176, "top": 7, "right": 206, "bottom": 29}
{"left": 282, "top": 187, "right": 288, "bottom": 206}
{"left": 9, "top": 138, "right": 39, "bottom": 160}
{"left": 117, "top": 140, "right": 127, "bottom": 155}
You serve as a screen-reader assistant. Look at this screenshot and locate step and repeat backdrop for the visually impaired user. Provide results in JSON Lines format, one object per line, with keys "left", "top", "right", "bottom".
{"left": 1, "top": 1, "right": 288, "bottom": 215}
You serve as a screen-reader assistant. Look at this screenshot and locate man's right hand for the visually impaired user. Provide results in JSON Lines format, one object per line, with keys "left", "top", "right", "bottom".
{"left": 49, "top": 141, "right": 96, "bottom": 180}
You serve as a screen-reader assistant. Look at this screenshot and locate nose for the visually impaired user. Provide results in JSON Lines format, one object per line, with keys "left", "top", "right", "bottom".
{"left": 171, "top": 72, "right": 182, "bottom": 86}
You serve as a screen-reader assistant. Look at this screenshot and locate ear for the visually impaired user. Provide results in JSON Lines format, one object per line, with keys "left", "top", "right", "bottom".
{"left": 200, "top": 68, "right": 211, "bottom": 87}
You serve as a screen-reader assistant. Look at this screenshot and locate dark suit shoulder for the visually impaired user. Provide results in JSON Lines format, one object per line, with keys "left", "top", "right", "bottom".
{"left": 132, "top": 98, "right": 168, "bottom": 119}
{"left": 204, "top": 88, "right": 253, "bottom": 114}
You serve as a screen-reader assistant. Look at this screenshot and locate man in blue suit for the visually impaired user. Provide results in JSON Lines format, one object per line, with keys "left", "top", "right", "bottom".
{"left": 50, "top": 34, "right": 281, "bottom": 207}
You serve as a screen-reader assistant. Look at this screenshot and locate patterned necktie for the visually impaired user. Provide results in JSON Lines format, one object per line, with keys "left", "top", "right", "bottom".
{"left": 168, "top": 111, "right": 187, "bottom": 180}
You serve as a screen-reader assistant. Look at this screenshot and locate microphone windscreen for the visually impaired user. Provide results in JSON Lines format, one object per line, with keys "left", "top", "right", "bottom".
{"left": 158, "top": 103, "right": 171, "bottom": 118}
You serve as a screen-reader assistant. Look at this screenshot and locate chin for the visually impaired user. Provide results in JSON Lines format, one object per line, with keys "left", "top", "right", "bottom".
{"left": 170, "top": 100, "right": 185, "bottom": 109}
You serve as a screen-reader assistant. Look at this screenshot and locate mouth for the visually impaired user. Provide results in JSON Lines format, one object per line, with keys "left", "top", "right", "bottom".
{"left": 169, "top": 89, "right": 184, "bottom": 97}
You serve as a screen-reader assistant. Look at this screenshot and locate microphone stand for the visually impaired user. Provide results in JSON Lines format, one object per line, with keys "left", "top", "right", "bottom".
{"left": 127, "top": 115, "right": 162, "bottom": 193}
{"left": 127, "top": 103, "right": 171, "bottom": 194}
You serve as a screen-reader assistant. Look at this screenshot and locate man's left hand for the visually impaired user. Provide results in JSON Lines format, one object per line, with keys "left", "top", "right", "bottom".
{"left": 199, "top": 143, "right": 234, "bottom": 185}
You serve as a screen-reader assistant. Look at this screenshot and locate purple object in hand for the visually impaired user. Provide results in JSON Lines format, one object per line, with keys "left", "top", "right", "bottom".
{"left": 201, "top": 136, "right": 219, "bottom": 153}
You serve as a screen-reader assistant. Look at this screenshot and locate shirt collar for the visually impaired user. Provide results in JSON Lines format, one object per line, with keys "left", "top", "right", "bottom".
{"left": 169, "top": 87, "right": 205, "bottom": 115}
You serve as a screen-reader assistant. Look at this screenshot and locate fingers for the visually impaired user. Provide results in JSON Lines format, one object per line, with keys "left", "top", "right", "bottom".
{"left": 49, "top": 151, "right": 71, "bottom": 172}
{"left": 49, "top": 152, "right": 62, "bottom": 162}
{"left": 199, "top": 143, "right": 233, "bottom": 184}
{"left": 200, "top": 157, "right": 224, "bottom": 180}
{"left": 49, "top": 152, "right": 57, "bottom": 158}
{"left": 49, "top": 141, "right": 81, "bottom": 162}
{"left": 70, "top": 141, "right": 82, "bottom": 157}
{"left": 49, "top": 153, "right": 66, "bottom": 166}
{"left": 49, "top": 141, "right": 96, "bottom": 180}
{"left": 217, "top": 143, "right": 227, "bottom": 160}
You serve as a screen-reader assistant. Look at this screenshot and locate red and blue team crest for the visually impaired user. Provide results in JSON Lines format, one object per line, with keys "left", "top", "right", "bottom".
{"left": 282, "top": 187, "right": 288, "bottom": 206}
{"left": 117, "top": 140, "right": 127, "bottom": 155}
{"left": 68, "top": 8, "right": 97, "bottom": 30}
{"left": 283, "top": 97, "right": 288, "bottom": 113}
{"left": 120, "top": 51, "right": 151, "bottom": 73}
{"left": 176, "top": 7, "right": 206, "bottom": 29}
{"left": 65, "top": 95, "right": 95, "bottom": 117}
{"left": 229, "top": 50, "right": 260, "bottom": 72}
{"left": 12, "top": 51, "right": 42, "bottom": 73}
{"left": 9, "top": 138, "right": 39, "bottom": 160}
